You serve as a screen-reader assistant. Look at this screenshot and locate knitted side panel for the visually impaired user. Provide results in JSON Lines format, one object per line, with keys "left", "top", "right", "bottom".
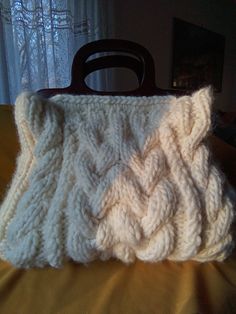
{"left": 0, "top": 87, "right": 235, "bottom": 268}
{"left": 0, "top": 93, "right": 64, "bottom": 267}
{"left": 0, "top": 93, "right": 37, "bottom": 258}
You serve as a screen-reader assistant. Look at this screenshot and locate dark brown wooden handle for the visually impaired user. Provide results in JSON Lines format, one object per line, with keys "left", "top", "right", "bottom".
{"left": 69, "top": 38, "right": 156, "bottom": 94}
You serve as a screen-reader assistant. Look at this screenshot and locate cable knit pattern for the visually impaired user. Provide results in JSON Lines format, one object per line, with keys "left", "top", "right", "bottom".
{"left": 0, "top": 87, "right": 235, "bottom": 268}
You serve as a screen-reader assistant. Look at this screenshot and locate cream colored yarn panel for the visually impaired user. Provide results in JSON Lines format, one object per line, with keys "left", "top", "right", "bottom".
{"left": 0, "top": 87, "right": 235, "bottom": 268}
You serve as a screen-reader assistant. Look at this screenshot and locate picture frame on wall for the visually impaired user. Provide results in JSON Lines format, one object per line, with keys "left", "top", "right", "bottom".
{"left": 171, "top": 18, "right": 225, "bottom": 92}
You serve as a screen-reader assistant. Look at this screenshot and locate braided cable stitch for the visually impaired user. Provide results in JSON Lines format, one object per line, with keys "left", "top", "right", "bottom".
{"left": 0, "top": 87, "right": 235, "bottom": 268}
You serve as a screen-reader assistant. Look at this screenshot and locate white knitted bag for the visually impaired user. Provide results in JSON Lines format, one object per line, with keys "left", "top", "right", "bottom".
{"left": 0, "top": 87, "right": 235, "bottom": 268}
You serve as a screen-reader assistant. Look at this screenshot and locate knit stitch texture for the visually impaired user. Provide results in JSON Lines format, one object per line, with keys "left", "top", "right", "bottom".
{"left": 0, "top": 87, "right": 235, "bottom": 268}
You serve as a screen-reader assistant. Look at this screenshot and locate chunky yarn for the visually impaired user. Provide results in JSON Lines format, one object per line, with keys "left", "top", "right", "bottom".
{"left": 0, "top": 87, "right": 235, "bottom": 268}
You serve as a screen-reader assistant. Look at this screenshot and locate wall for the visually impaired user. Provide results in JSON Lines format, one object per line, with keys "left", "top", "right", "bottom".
{"left": 112, "top": 0, "right": 236, "bottom": 111}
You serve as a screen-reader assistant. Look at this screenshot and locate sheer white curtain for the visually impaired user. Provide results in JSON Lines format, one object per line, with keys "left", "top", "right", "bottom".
{"left": 0, "top": 0, "right": 114, "bottom": 104}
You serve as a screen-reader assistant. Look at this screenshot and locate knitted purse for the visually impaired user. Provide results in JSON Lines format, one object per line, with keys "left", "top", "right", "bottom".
{"left": 0, "top": 87, "right": 235, "bottom": 268}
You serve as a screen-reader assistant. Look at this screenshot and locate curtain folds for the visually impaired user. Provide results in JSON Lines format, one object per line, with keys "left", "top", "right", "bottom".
{"left": 0, "top": 0, "right": 114, "bottom": 104}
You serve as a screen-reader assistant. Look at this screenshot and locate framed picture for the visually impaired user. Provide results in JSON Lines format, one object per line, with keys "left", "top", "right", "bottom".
{"left": 171, "top": 18, "right": 225, "bottom": 92}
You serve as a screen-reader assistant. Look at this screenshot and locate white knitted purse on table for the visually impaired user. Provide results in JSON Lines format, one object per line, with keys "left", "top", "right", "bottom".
{"left": 0, "top": 87, "right": 235, "bottom": 268}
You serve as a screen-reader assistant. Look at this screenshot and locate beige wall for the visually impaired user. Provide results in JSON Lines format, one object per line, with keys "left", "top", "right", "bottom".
{"left": 112, "top": 0, "right": 236, "bottom": 111}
